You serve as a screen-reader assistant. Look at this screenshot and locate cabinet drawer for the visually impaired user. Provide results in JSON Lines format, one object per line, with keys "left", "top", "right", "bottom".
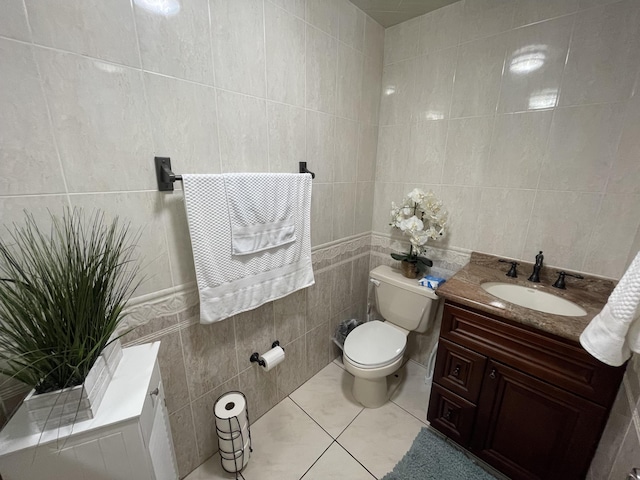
{"left": 434, "top": 339, "right": 487, "bottom": 403}
{"left": 441, "top": 302, "right": 624, "bottom": 406}
{"left": 427, "top": 383, "right": 477, "bottom": 447}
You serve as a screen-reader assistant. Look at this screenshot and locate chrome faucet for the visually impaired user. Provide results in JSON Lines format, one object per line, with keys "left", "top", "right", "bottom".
{"left": 528, "top": 251, "right": 543, "bottom": 283}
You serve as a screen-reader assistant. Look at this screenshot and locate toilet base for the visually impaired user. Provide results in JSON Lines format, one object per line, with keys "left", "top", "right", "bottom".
{"left": 343, "top": 354, "right": 404, "bottom": 408}
{"left": 352, "top": 376, "right": 388, "bottom": 408}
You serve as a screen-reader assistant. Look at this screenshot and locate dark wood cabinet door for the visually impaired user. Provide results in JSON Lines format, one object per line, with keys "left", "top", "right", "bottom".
{"left": 471, "top": 360, "right": 607, "bottom": 480}
{"left": 427, "top": 383, "right": 477, "bottom": 447}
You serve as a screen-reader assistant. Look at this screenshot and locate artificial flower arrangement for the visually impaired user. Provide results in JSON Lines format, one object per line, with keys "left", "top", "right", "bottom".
{"left": 390, "top": 188, "right": 448, "bottom": 278}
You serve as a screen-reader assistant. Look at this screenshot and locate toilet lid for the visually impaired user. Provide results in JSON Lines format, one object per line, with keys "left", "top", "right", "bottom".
{"left": 344, "top": 321, "right": 406, "bottom": 368}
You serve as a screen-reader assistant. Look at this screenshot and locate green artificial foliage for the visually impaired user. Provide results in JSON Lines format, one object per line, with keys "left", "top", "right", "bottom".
{"left": 0, "top": 209, "right": 141, "bottom": 394}
{"left": 390, "top": 249, "right": 433, "bottom": 275}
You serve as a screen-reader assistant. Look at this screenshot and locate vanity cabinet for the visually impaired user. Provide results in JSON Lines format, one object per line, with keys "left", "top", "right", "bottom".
{"left": 0, "top": 343, "right": 178, "bottom": 480}
{"left": 427, "top": 302, "right": 625, "bottom": 480}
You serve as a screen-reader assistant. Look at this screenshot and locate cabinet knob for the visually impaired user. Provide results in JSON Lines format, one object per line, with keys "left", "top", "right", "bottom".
{"left": 444, "top": 409, "right": 452, "bottom": 421}
{"left": 489, "top": 369, "right": 496, "bottom": 379}
{"left": 150, "top": 387, "right": 159, "bottom": 397}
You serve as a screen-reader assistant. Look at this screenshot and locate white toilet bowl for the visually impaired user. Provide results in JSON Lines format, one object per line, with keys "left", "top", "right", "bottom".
{"left": 343, "top": 320, "right": 408, "bottom": 408}
{"left": 342, "top": 265, "right": 441, "bottom": 408}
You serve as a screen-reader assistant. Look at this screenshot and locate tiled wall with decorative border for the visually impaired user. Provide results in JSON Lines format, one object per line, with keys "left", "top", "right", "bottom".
{"left": 117, "top": 233, "right": 372, "bottom": 478}
{"left": 0, "top": 0, "right": 385, "bottom": 459}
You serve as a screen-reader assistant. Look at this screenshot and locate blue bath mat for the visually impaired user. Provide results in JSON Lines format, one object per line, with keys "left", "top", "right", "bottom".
{"left": 381, "top": 427, "right": 499, "bottom": 480}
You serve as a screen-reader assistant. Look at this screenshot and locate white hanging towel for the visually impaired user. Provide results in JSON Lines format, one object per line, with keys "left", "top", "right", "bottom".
{"left": 182, "top": 173, "right": 314, "bottom": 324}
{"left": 579, "top": 251, "right": 640, "bottom": 366}
{"left": 225, "top": 173, "right": 297, "bottom": 255}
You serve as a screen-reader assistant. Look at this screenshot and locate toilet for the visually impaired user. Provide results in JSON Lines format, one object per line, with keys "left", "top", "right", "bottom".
{"left": 343, "top": 265, "right": 441, "bottom": 408}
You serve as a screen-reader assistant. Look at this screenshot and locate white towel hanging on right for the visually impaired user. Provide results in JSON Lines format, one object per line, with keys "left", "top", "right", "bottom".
{"left": 580, "top": 250, "right": 640, "bottom": 366}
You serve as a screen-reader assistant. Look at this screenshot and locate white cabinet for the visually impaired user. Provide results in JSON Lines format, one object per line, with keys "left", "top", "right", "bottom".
{"left": 0, "top": 343, "right": 178, "bottom": 480}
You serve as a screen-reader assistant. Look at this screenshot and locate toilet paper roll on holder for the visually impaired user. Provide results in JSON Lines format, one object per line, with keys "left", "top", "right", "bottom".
{"left": 250, "top": 341, "right": 284, "bottom": 367}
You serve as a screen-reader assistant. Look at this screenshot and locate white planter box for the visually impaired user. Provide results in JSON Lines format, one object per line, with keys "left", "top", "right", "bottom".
{"left": 23, "top": 340, "right": 123, "bottom": 430}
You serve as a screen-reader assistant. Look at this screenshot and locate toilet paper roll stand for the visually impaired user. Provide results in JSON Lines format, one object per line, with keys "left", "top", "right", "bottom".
{"left": 214, "top": 391, "right": 252, "bottom": 479}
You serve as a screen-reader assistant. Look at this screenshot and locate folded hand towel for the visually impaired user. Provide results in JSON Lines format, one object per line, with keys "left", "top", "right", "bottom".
{"left": 224, "top": 173, "right": 296, "bottom": 255}
{"left": 580, "top": 251, "right": 640, "bottom": 366}
{"left": 182, "top": 173, "right": 314, "bottom": 324}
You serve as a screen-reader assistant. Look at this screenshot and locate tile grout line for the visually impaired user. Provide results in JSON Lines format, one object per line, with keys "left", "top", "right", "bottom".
{"left": 287, "top": 395, "right": 342, "bottom": 441}
{"left": 287, "top": 388, "right": 379, "bottom": 479}
{"left": 25, "top": 8, "right": 71, "bottom": 208}
{"left": 518, "top": 10, "right": 577, "bottom": 261}
{"left": 207, "top": 0, "right": 224, "bottom": 174}
{"left": 389, "top": 397, "right": 429, "bottom": 427}
{"left": 334, "top": 436, "right": 380, "bottom": 480}
{"left": 297, "top": 439, "right": 337, "bottom": 480}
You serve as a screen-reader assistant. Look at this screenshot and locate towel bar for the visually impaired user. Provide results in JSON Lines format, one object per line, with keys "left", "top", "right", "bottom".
{"left": 154, "top": 157, "right": 315, "bottom": 191}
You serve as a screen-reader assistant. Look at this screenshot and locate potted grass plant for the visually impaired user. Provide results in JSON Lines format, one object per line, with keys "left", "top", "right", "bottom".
{"left": 0, "top": 208, "right": 141, "bottom": 429}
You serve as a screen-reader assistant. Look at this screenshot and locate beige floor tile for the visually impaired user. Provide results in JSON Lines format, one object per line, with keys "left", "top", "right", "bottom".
{"left": 290, "top": 362, "right": 363, "bottom": 438}
{"left": 245, "top": 397, "right": 332, "bottom": 480}
{"left": 186, "top": 398, "right": 332, "bottom": 480}
{"left": 338, "top": 401, "right": 425, "bottom": 479}
{"left": 302, "top": 443, "right": 376, "bottom": 480}
{"left": 390, "top": 360, "right": 431, "bottom": 423}
{"left": 184, "top": 453, "right": 235, "bottom": 480}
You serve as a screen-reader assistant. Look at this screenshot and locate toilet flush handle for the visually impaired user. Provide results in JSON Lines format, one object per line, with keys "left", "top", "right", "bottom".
{"left": 370, "top": 278, "right": 380, "bottom": 287}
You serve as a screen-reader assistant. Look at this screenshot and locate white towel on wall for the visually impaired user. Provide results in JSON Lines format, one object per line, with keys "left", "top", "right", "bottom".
{"left": 579, "top": 250, "right": 640, "bottom": 366}
{"left": 182, "top": 173, "right": 314, "bottom": 324}
{"left": 224, "top": 173, "right": 296, "bottom": 255}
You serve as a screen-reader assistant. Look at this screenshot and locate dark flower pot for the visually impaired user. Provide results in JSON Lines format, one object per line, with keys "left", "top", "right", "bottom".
{"left": 401, "top": 260, "right": 420, "bottom": 279}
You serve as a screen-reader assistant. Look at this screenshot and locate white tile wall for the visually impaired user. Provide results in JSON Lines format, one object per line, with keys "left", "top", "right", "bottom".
{"left": 305, "top": 25, "right": 338, "bottom": 114}
{"left": 1, "top": 0, "right": 384, "bottom": 303}
{"left": 37, "top": 49, "right": 155, "bottom": 193}
{"left": 265, "top": 1, "right": 306, "bottom": 106}
{"left": 373, "top": 0, "right": 640, "bottom": 279}
{"left": 26, "top": 0, "right": 140, "bottom": 67}
{"left": 0, "top": 39, "right": 64, "bottom": 196}
{"left": 135, "top": 0, "right": 213, "bottom": 84}
{"left": 375, "top": 8, "right": 640, "bottom": 480}
{"left": 0, "top": 0, "right": 31, "bottom": 42}
{"left": 210, "top": 0, "right": 266, "bottom": 97}
{"left": 0, "top": 4, "right": 382, "bottom": 477}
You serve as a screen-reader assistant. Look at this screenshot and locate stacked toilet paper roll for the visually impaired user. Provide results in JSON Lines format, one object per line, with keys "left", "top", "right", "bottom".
{"left": 214, "top": 391, "right": 251, "bottom": 473}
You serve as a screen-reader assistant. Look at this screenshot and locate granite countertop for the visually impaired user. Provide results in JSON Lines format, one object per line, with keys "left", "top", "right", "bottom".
{"left": 435, "top": 252, "right": 616, "bottom": 344}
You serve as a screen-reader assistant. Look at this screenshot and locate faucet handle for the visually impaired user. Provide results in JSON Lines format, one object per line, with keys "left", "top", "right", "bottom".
{"left": 498, "top": 259, "right": 519, "bottom": 278}
{"left": 552, "top": 271, "right": 584, "bottom": 289}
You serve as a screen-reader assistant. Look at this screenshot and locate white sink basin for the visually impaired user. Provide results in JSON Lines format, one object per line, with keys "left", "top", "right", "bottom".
{"left": 481, "top": 282, "right": 587, "bottom": 317}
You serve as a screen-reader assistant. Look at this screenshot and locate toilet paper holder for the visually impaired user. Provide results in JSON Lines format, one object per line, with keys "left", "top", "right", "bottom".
{"left": 250, "top": 341, "right": 284, "bottom": 367}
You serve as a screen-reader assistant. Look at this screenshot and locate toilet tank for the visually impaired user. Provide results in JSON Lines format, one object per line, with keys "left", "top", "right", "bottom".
{"left": 370, "top": 265, "right": 440, "bottom": 333}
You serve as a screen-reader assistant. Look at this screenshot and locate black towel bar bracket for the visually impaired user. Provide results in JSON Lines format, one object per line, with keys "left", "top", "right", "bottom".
{"left": 298, "top": 162, "right": 315, "bottom": 179}
{"left": 154, "top": 157, "right": 315, "bottom": 191}
{"left": 155, "top": 156, "right": 181, "bottom": 191}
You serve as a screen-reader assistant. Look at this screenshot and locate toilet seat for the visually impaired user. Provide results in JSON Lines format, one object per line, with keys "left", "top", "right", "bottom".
{"left": 344, "top": 321, "right": 407, "bottom": 369}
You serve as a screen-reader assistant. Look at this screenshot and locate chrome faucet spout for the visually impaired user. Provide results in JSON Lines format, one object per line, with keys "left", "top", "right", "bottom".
{"left": 528, "top": 251, "right": 543, "bottom": 283}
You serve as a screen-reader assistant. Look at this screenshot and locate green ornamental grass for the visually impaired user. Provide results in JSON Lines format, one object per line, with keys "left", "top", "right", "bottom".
{"left": 0, "top": 209, "right": 141, "bottom": 394}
